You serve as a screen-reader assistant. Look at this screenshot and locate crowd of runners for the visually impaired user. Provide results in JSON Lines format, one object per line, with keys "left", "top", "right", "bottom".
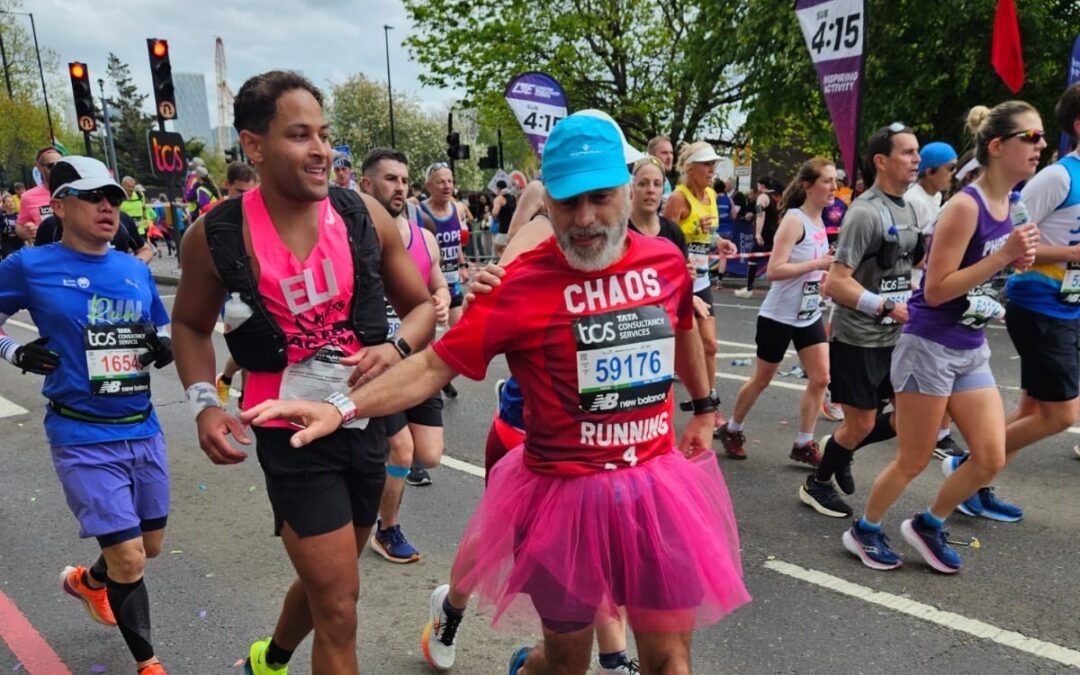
{"left": 1, "top": 67, "right": 1079, "bottom": 674}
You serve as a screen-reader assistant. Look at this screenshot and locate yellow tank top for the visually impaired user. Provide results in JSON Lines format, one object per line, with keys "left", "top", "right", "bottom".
{"left": 674, "top": 184, "right": 718, "bottom": 245}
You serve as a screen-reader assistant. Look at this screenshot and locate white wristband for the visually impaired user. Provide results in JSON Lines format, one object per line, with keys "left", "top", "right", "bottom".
{"left": 0, "top": 336, "right": 19, "bottom": 364}
{"left": 856, "top": 290, "right": 884, "bottom": 316}
{"left": 186, "top": 382, "right": 223, "bottom": 419}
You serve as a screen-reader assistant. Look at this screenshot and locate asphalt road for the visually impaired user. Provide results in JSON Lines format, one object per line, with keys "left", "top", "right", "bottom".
{"left": 1, "top": 289, "right": 1078, "bottom": 674}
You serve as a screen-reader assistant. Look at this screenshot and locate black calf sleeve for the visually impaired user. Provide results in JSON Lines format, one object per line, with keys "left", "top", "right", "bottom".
{"left": 856, "top": 412, "right": 896, "bottom": 449}
{"left": 89, "top": 555, "right": 109, "bottom": 584}
{"left": 106, "top": 577, "right": 154, "bottom": 662}
{"left": 815, "top": 436, "right": 854, "bottom": 482}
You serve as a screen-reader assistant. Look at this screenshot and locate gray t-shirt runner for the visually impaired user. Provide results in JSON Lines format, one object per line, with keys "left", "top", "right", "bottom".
{"left": 830, "top": 185, "right": 921, "bottom": 348}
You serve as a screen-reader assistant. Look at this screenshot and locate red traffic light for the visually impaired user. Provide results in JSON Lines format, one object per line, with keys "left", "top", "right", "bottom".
{"left": 151, "top": 40, "right": 168, "bottom": 58}
{"left": 69, "top": 62, "right": 86, "bottom": 80}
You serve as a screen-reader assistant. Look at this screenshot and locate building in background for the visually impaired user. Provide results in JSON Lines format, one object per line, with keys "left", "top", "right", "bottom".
{"left": 212, "top": 125, "right": 238, "bottom": 153}
{"left": 173, "top": 72, "right": 213, "bottom": 148}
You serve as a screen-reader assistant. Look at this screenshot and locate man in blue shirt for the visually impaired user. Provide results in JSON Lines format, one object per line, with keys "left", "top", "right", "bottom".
{"left": 0, "top": 157, "right": 174, "bottom": 675}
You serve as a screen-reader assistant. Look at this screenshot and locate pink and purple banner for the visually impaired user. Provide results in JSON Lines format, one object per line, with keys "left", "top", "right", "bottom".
{"left": 504, "top": 72, "right": 568, "bottom": 160}
{"left": 795, "top": 0, "right": 866, "bottom": 182}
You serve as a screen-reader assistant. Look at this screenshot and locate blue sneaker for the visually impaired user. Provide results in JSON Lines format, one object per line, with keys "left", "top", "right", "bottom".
{"left": 370, "top": 521, "right": 420, "bottom": 563}
{"left": 842, "top": 521, "right": 902, "bottom": 570}
{"left": 973, "top": 487, "right": 1023, "bottom": 522}
{"left": 940, "top": 453, "right": 966, "bottom": 477}
{"left": 901, "top": 514, "right": 962, "bottom": 574}
{"left": 508, "top": 646, "right": 531, "bottom": 674}
{"left": 956, "top": 492, "right": 984, "bottom": 517}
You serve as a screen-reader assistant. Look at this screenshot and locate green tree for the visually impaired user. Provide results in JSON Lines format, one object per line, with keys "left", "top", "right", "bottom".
{"left": 734, "top": 0, "right": 1080, "bottom": 176}
{"left": 402, "top": 0, "right": 743, "bottom": 151}
{"left": 328, "top": 73, "right": 483, "bottom": 190}
{"left": 100, "top": 53, "right": 155, "bottom": 185}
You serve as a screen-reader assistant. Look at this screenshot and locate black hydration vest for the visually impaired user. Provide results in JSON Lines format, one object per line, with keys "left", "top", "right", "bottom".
{"left": 204, "top": 186, "right": 389, "bottom": 373}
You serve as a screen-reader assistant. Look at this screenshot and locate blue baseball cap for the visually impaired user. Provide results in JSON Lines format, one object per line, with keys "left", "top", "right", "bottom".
{"left": 541, "top": 115, "right": 631, "bottom": 200}
{"left": 918, "top": 142, "right": 958, "bottom": 175}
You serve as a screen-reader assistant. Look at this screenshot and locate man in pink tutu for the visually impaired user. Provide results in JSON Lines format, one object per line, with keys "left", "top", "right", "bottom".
{"left": 243, "top": 114, "right": 750, "bottom": 674}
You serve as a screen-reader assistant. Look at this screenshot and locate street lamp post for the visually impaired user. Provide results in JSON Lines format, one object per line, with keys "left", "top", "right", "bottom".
{"left": 98, "top": 78, "right": 119, "bottom": 178}
{"left": 384, "top": 24, "right": 396, "bottom": 148}
{"left": 0, "top": 11, "right": 54, "bottom": 139}
{"left": 0, "top": 26, "right": 13, "bottom": 98}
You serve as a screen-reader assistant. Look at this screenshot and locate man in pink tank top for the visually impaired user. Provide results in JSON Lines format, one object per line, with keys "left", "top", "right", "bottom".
{"left": 360, "top": 147, "right": 451, "bottom": 564}
{"left": 171, "top": 71, "right": 435, "bottom": 675}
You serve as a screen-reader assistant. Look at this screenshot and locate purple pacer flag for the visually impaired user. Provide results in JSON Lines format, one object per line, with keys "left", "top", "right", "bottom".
{"left": 504, "top": 72, "right": 569, "bottom": 160}
{"left": 1060, "top": 33, "right": 1080, "bottom": 158}
{"left": 795, "top": 0, "right": 866, "bottom": 182}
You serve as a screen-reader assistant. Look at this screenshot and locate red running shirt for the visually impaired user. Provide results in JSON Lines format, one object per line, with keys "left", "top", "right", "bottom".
{"left": 433, "top": 231, "right": 693, "bottom": 477}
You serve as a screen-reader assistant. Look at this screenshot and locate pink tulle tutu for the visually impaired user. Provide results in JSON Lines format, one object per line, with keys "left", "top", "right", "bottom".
{"left": 453, "top": 446, "right": 750, "bottom": 634}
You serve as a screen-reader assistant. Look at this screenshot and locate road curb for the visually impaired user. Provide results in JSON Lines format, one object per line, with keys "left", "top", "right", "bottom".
{"left": 153, "top": 274, "right": 179, "bottom": 287}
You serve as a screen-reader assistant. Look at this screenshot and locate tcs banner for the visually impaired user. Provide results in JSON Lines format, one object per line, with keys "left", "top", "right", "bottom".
{"left": 146, "top": 130, "right": 187, "bottom": 179}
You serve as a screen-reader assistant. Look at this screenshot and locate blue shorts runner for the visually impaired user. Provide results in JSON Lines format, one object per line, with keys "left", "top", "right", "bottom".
{"left": 50, "top": 431, "right": 170, "bottom": 546}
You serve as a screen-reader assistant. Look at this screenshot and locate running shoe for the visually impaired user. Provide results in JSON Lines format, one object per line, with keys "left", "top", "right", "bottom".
{"left": 932, "top": 433, "right": 967, "bottom": 460}
{"left": 733, "top": 287, "right": 754, "bottom": 299}
{"left": 138, "top": 664, "right": 167, "bottom": 675}
{"left": 821, "top": 390, "right": 844, "bottom": 421}
{"left": 789, "top": 440, "right": 822, "bottom": 467}
{"left": 215, "top": 373, "right": 231, "bottom": 406}
{"left": 370, "top": 521, "right": 420, "bottom": 563}
{"left": 406, "top": 465, "right": 433, "bottom": 487}
{"left": 60, "top": 565, "right": 115, "bottom": 626}
{"left": 244, "top": 637, "right": 288, "bottom": 675}
{"left": 971, "top": 487, "right": 1023, "bottom": 523}
{"left": 422, "top": 585, "right": 460, "bottom": 671}
{"left": 442, "top": 382, "right": 459, "bottom": 399}
{"left": 799, "top": 475, "right": 853, "bottom": 518}
{"left": 842, "top": 522, "right": 902, "bottom": 570}
{"left": 900, "top": 514, "right": 962, "bottom": 574}
{"left": 508, "top": 647, "right": 531, "bottom": 674}
{"left": 717, "top": 422, "right": 747, "bottom": 459}
{"left": 598, "top": 655, "right": 641, "bottom": 674}
{"left": 940, "top": 456, "right": 983, "bottom": 517}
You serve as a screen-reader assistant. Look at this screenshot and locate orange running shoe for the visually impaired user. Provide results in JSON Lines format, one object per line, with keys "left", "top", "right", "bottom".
{"left": 138, "top": 663, "right": 167, "bottom": 674}
{"left": 60, "top": 565, "right": 116, "bottom": 626}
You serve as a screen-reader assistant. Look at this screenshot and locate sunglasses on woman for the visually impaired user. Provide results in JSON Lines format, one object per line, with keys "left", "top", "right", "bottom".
{"left": 62, "top": 188, "right": 124, "bottom": 207}
{"left": 1002, "top": 129, "right": 1045, "bottom": 144}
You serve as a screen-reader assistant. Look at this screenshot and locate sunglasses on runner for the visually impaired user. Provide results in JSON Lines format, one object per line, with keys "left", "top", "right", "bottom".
{"left": 885, "top": 121, "right": 908, "bottom": 135}
{"left": 1002, "top": 129, "right": 1046, "bottom": 144}
{"left": 62, "top": 188, "right": 124, "bottom": 207}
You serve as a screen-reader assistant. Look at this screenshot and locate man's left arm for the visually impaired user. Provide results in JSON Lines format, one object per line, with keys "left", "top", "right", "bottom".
{"left": 344, "top": 193, "right": 436, "bottom": 384}
{"left": 673, "top": 326, "right": 714, "bottom": 457}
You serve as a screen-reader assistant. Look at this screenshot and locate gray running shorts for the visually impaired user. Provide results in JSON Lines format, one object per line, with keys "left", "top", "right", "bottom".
{"left": 890, "top": 333, "right": 994, "bottom": 397}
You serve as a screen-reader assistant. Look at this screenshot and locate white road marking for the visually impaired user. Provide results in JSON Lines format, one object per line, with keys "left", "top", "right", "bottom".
{"left": 441, "top": 454, "right": 486, "bottom": 478}
{"left": 716, "top": 352, "right": 757, "bottom": 359}
{"left": 764, "top": 559, "right": 1080, "bottom": 669}
{"left": 717, "top": 372, "right": 807, "bottom": 392}
{"left": 159, "top": 294, "right": 176, "bottom": 299}
{"left": 0, "top": 394, "right": 29, "bottom": 418}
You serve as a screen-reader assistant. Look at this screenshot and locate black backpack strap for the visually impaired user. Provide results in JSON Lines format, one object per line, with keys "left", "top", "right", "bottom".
{"left": 328, "top": 187, "right": 389, "bottom": 346}
{"left": 203, "top": 198, "right": 288, "bottom": 371}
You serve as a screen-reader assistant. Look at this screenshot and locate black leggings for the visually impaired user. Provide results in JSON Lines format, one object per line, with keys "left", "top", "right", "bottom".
{"left": 745, "top": 240, "right": 772, "bottom": 290}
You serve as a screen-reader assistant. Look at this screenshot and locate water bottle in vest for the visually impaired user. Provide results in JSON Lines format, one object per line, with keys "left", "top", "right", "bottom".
{"left": 223, "top": 292, "right": 253, "bottom": 333}
{"left": 1009, "top": 191, "right": 1030, "bottom": 228}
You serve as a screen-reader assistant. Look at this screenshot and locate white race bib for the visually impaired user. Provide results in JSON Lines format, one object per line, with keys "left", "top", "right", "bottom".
{"left": 878, "top": 274, "right": 912, "bottom": 325}
{"left": 1061, "top": 262, "right": 1080, "bottom": 304}
{"left": 279, "top": 346, "right": 369, "bottom": 429}
{"left": 84, "top": 324, "right": 150, "bottom": 396}
{"left": 959, "top": 284, "right": 1004, "bottom": 330}
{"left": 798, "top": 280, "right": 821, "bottom": 321}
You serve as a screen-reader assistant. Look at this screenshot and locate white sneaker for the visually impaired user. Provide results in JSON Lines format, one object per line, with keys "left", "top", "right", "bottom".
{"left": 733, "top": 288, "right": 754, "bottom": 299}
{"left": 821, "top": 390, "right": 844, "bottom": 421}
{"left": 422, "top": 584, "right": 460, "bottom": 671}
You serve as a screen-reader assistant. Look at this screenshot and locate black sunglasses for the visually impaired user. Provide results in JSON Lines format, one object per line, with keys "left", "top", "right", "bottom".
{"left": 63, "top": 188, "right": 123, "bottom": 207}
{"left": 1002, "top": 129, "right": 1046, "bottom": 144}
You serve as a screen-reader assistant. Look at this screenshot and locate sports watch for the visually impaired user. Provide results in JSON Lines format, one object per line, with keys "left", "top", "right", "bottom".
{"left": 876, "top": 299, "right": 896, "bottom": 323}
{"left": 391, "top": 336, "right": 413, "bottom": 359}
{"left": 323, "top": 391, "right": 359, "bottom": 426}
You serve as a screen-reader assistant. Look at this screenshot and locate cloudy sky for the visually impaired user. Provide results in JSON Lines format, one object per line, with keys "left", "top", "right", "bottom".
{"left": 29, "top": 0, "right": 460, "bottom": 121}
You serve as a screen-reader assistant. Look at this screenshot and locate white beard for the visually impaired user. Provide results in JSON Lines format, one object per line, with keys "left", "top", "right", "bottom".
{"left": 555, "top": 197, "right": 630, "bottom": 272}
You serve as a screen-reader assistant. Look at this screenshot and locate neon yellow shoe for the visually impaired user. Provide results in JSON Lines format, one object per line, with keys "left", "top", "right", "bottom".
{"left": 244, "top": 638, "right": 287, "bottom": 675}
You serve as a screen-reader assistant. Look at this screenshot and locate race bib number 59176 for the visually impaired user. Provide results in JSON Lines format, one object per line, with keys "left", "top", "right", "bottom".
{"left": 574, "top": 305, "right": 675, "bottom": 413}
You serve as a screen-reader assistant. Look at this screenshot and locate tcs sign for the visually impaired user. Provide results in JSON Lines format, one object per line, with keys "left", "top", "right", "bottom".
{"left": 146, "top": 130, "right": 187, "bottom": 178}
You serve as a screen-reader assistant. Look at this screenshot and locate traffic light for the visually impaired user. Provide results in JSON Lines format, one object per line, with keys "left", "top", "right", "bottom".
{"left": 478, "top": 145, "right": 499, "bottom": 170}
{"left": 68, "top": 62, "right": 97, "bottom": 133}
{"left": 224, "top": 147, "right": 237, "bottom": 163}
{"left": 146, "top": 38, "right": 176, "bottom": 120}
{"left": 446, "top": 132, "right": 470, "bottom": 161}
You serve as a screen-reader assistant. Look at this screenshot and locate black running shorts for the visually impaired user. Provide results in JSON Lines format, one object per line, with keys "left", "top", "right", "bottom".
{"left": 254, "top": 423, "right": 389, "bottom": 537}
{"left": 755, "top": 315, "right": 826, "bottom": 364}
{"left": 829, "top": 340, "right": 894, "bottom": 409}
{"left": 1005, "top": 302, "right": 1080, "bottom": 402}
{"left": 693, "top": 287, "right": 714, "bottom": 317}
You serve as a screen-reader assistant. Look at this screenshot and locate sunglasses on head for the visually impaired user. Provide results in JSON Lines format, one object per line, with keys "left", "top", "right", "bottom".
{"left": 1003, "top": 129, "right": 1045, "bottom": 144}
{"left": 885, "top": 121, "right": 908, "bottom": 135}
{"left": 426, "top": 161, "right": 450, "bottom": 180}
{"left": 62, "top": 188, "right": 123, "bottom": 207}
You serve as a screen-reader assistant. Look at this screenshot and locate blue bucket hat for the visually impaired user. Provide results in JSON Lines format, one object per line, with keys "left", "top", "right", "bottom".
{"left": 918, "top": 142, "right": 958, "bottom": 175}
{"left": 541, "top": 115, "right": 630, "bottom": 200}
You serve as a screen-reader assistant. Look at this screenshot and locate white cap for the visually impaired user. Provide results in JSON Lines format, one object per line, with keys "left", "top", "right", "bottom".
{"left": 685, "top": 146, "right": 723, "bottom": 164}
{"left": 571, "top": 109, "right": 646, "bottom": 164}
{"left": 48, "top": 156, "right": 125, "bottom": 200}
